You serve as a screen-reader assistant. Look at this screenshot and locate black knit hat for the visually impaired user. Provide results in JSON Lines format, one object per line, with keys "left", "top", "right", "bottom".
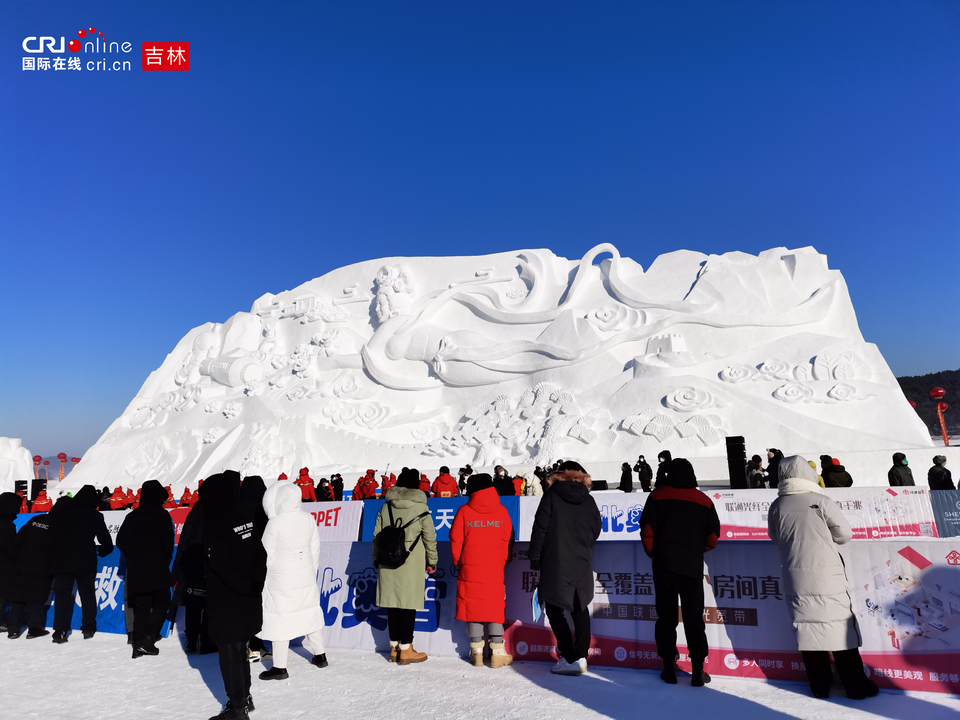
{"left": 397, "top": 467, "right": 420, "bottom": 489}
{"left": 466, "top": 473, "right": 494, "bottom": 496}
{"left": 557, "top": 460, "right": 587, "bottom": 474}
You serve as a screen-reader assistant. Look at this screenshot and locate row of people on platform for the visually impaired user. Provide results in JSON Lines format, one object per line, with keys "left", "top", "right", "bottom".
{"left": 616, "top": 450, "right": 955, "bottom": 492}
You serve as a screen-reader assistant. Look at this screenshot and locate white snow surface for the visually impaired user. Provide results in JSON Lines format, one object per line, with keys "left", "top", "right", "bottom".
{"left": 3, "top": 631, "right": 959, "bottom": 720}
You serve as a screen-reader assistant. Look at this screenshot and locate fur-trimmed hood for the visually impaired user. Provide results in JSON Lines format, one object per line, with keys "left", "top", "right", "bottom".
{"left": 547, "top": 470, "right": 592, "bottom": 491}
{"left": 384, "top": 485, "right": 428, "bottom": 509}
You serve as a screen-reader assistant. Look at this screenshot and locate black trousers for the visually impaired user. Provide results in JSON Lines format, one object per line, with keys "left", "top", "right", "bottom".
{"left": 185, "top": 606, "right": 209, "bottom": 643}
{"left": 53, "top": 572, "right": 97, "bottom": 633}
{"left": 545, "top": 590, "right": 591, "bottom": 664}
{"left": 387, "top": 608, "right": 416, "bottom": 644}
{"left": 802, "top": 648, "right": 875, "bottom": 697}
{"left": 131, "top": 588, "right": 170, "bottom": 642}
{"left": 8, "top": 602, "right": 48, "bottom": 631}
{"left": 218, "top": 640, "right": 252, "bottom": 706}
{"left": 653, "top": 563, "right": 708, "bottom": 663}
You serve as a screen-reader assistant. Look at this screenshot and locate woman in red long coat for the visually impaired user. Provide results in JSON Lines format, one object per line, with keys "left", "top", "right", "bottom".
{"left": 449, "top": 473, "right": 514, "bottom": 668}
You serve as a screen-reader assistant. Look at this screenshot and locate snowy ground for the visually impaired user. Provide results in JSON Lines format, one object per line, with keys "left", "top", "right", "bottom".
{"left": 3, "top": 632, "right": 959, "bottom": 720}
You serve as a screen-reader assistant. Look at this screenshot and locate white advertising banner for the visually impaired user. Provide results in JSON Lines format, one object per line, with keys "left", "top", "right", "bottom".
{"left": 302, "top": 501, "right": 364, "bottom": 542}
{"left": 314, "top": 537, "right": 960, "bottom": 693}
{"left": 519, "top": 488, "right": 940, "bottom": 542}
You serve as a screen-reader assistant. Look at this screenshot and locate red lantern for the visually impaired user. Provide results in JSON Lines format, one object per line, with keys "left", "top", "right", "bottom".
{"left": 42, "top": 461, "right": 49, "bottom": 465}
{"left": 57, "top": 452, "right": 67, "bottom": 461}
{"left": 71, "top": 457, "right": 81, "bottom": 463}
{"left": 937, "top": 401, "right": 949, "bottom": 413}
{"left": 32, "top": 455, "right": 42, "bottom": 465}
{"left": 930, "top": 387, "right": 946, "bottom": 399}
{"left": 908, "top": 400, "right": 917, "bottom": 409}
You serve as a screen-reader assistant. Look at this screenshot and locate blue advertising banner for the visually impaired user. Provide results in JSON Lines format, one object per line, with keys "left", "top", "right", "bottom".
{"left": 360, "top": 497, "right": 520, "bottom": 542}
{"left": 930, "top": 490, "right": 960, "bottom": 538}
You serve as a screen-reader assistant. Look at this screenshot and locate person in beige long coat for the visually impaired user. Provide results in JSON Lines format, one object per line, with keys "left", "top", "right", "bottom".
{"left": 767, "top": 456, "right": 878, "bottom": 700}
{"left": 372, "top": 468, "right": 437, "bottom": 665}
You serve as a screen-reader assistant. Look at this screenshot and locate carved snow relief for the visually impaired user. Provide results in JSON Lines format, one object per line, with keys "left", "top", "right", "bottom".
{"left": 60, "top": 244, "right": 932, "bottom": 491}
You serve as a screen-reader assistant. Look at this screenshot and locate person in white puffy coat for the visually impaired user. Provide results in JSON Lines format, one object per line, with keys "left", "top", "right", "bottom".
{"left": 258, "top": 482, "right": 328, "bottom": 681}
{"left": 767, "top": 456, "right": 877, "bottom": 700}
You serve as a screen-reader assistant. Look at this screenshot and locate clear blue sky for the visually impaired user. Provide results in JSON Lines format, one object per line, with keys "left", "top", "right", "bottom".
{"left": 2, "top": 1, "right": 958, "bottom": 457}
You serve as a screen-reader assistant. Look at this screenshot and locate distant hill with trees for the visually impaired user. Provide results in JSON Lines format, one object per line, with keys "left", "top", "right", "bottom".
{"left": 897, "top": 368, "right": 959, "bottom": 435}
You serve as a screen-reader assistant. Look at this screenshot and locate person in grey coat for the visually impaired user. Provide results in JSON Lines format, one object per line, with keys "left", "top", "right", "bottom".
{"left": 372, "top": 468, "right": 437, "bottom": 665}
{"left": 767, "top": 456, "right": 878, "bottom": 700}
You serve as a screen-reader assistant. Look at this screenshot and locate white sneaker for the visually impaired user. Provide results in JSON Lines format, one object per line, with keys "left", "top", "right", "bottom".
{"left": 579, "top": 657, "right": 588, "bottom": 673}
{"left": 551, "top": 658, "right": 583, "bottom": 676}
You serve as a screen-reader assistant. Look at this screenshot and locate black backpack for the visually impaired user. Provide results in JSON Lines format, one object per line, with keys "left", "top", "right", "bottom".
{"left": 374, "top": 504, "right": 430, "bottom": 570}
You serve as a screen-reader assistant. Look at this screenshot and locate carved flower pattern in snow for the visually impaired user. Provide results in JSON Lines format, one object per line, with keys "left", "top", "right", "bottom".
{"left": 719, "top": 364, "right": 757, "bottom": 383}
{"left": 286, "top": 387, "right": 308, "bottom": 401}
{"left": 664, "top": 387, "right": 714, "bottom": 412}
{"left": 312, "top": 329, "right": 347, "bottom": 357}
{"left": 356, "top": 403, "right": 389, "bottom": 428}
{"left": 203, "top": 401, "right": 220, "bottom": 414}
{"left": 331, "top": 373, "right": 365, "bottom": 398}
{"left": 411, "top": 425, "right": 441, "bottom": 442}
{"left": 827, "top": 383, "right": 857, "bottom": 401}
{"left": 587, "top": 304, "right": 645, "bottom": 332}
{"left": 758, "top": 359, "right": 792, "bottom": 380}
{"left": 773, "top": 383, "right": 814, "bottom": 403}
{"left": 322, "top": 400, "right": 358, "bottom": 425}
{"left": 202, "top": 427, "right": 224, "bottom": 444}
{"left": 223, "top": 401, "right": 243, "bottom": 419}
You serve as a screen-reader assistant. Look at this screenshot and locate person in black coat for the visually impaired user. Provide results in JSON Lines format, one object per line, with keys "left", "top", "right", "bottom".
{"left": 618, "top": 462, "right": 633, "bottom": 493}
{"left": 528, "top": 461, "right": 602, "bottom": 676}
{"left": 117, "top": 480, "right": 174, "bottom": 658}
{"left": 820, "top": 456, "right": 854, "bottom": 488}
{"left": 639, "top": 458, "right": 720, "bottom": 687}
{"left": 202, "top": 471, "right": 267, "bottom": 720}
{"left": 494, "top": 471, "right": 515, "bottom": 497}
{"left": 98, "top": 486, "right": 112, "bottom": 512}
{"left": 331, "top": 474, "right": 344, "bottom": 502}
{"left": 0, "top": 492, "right": 22, "bottom": 632}
{"left": 888, "top": 452, "right": 915, "bottom": 487}
{"left": 238, "top": 475, "right": 270, "bottom": 661}
{"left": 172, "top": 495, "right": 215, "bottom": 654}
{"left": 52, "top": 484, "right": 113, "bottom": 642}
{"left": 655, "top": 451, "right": 672, "bottom": 488}
{"left": 766, "top": 449, "right": 784, "bottom": 489}
{"left": 746, "top": 455, "right": 766, "bottom": 488}
{"left": 928, "top": 456, "right": 954, "bottom": 490}
{"left": 633, "top": 456, "right": 653, "bottom": 493}
{"left": 7, "top": 498, "right": 61, "bottom": 639}
{"left": 238, "top": 476, "right": 268, "bottom": 539}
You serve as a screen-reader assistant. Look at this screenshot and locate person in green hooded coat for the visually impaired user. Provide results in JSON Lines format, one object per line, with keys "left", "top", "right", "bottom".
{"left": 372, "top": 467, "right": 437, "bottom": 665}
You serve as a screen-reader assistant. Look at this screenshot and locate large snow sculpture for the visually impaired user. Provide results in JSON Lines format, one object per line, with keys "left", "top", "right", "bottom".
{"left": 0, "top": 438, "right": 34, "bottom": 493}
{"left": 61, "top": 244, "right": 932, "bottom": 491}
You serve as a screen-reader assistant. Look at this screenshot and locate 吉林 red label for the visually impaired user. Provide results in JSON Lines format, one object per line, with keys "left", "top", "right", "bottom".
{"left": 142, "top": 42, "right": 190, "bottom": 71}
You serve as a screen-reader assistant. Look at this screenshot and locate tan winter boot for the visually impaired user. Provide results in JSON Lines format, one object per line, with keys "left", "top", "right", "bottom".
{"left": 398, "top": 643, "right": 428, "bottom": 665}
{"left": 388, "top": 641, "right": 399, "bottom": 663}
{"left": 469, "top": 640, "right": 485, "bottom": 667}
{"left": 489, "top": 641, "right": 513, "bottom": 668}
